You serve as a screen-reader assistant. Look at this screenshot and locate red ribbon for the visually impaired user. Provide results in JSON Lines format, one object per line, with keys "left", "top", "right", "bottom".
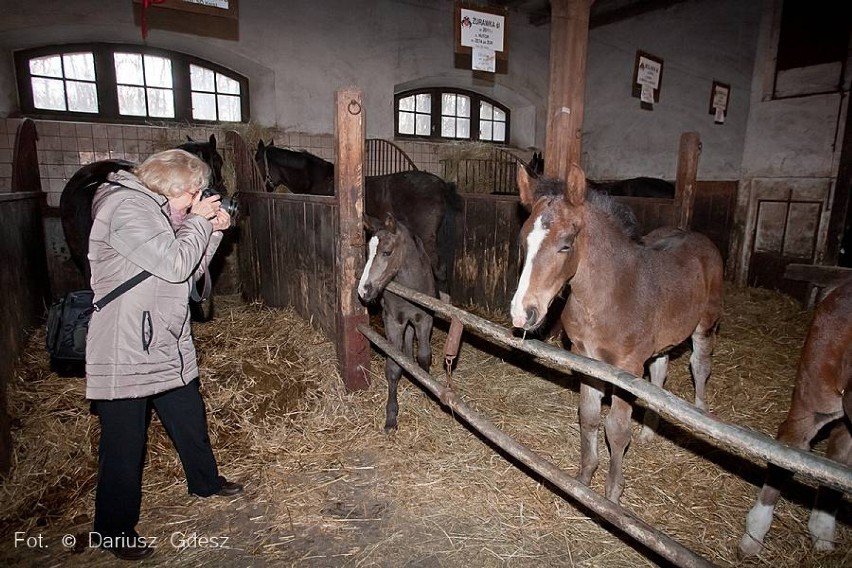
{"left": 140, "top": 0, "right": 166, "bottom": 40}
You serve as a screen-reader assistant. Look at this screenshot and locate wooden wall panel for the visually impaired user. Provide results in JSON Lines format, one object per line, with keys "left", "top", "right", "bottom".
{"left": 0, "top": 193, "right": 51, "bottom": 476}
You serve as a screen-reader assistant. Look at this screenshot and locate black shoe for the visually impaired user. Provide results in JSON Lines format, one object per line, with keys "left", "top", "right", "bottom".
{"left": 216, "top": 480, "right": 244, "bottom": 496}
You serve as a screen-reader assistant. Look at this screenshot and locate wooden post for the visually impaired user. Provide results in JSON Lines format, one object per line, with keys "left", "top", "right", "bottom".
{"left": 675, "top": 132, "right": 701, "bottom": 230}
{"left": 334, "top": 88, "right": 371, "bottom": 391}
{"left": 544, "top": 0, "right": 593, "bottom": 181}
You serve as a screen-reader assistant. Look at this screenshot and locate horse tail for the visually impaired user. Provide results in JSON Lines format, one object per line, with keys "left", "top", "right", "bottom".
{"left": 437, "top": 181, "right": 461, "bottom": 296}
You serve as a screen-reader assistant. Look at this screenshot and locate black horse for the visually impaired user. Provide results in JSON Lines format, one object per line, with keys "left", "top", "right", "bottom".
{"left": 59, "top": 134, "right": 227, "bottom": 319}
{"left": 254, "top": 140, "right": 460, "bottom": 293}
{"left": 524, "top": 153, "right": 675, "bottom": 198}
{"left": 61, "top": 134, "right": 225, "bottom": 282}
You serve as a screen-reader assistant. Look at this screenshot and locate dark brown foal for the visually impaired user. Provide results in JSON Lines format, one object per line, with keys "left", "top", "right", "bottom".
{"left": 358, "top": 213, "right": 436, "bottom": 432}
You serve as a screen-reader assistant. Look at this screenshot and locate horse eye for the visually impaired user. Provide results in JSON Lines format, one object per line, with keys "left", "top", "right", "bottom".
{"left": 558, "top": 242, "right": 573, "bottom": 253}
{"left": 382, "top": 251, "right": 391, "bottom": 257}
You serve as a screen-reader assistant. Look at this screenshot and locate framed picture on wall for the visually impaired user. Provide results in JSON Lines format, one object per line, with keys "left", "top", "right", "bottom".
{"left": 632, "top": 50, "right": 663, "bottom": 110}
{"left": 709, "top": 80, "right": 730, "bottom": 124}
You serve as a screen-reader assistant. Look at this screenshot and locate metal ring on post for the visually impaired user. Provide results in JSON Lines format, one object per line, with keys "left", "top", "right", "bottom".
{"left": 348, "top": 100, "right": 362, "bottom": 115}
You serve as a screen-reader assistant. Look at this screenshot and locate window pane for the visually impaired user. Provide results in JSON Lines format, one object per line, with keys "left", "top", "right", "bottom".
{"left": 457, "top": 117, "right": 470, "bottom": 138}
{"left": 415, "top": 93, "right": 430, "bottom": 112}
{"left": 481, "top": 101, "right": 493, "bottom": 120}
{"left": 441, "top": 116, "right": 455, "bottom": 137}
{"left": 192, "top": 92, "right": 217, "bottom": 120}
{"left": 190, "top": 64, "right": 215, "bottom": 91}
{"left": 144, "top": 55, "right": 172, "bottom": 88}
{"left": 494, "top": 107, "right": 506, "bottom": 121}
{"left": 67, "top": 81, "right": 98, "bottom": 113}
{"left": 216, "top": 74, "right": 240, "bottom": 94}
{"left": 457, "top": 95, "right": 470, "bottom": 117}
{"left": 217, "top": 94, "right": 240, "bottom": 121}
{"left": 398, "top": 95, "right": 415, "bottom": 112}
{"left": 147, "top": 87, "right": 174, "bottom": 117}
{"left": 115, "top": 53, "right": 144, "bottom": 85}
{"left": 118, "top": 85, "right": 146, "bottom": 115}
{"left": 415, "top": 114, "right": 430, "bottom": 136}
{"left": 442, "top": 93, "right": 456, "bottom": 115}
{"left": 481, "top": 121, "right": 493, "bottom": 141}
{"left": 32, "top": 77, "right": 66, "bottom": 110}
{"left": 30, "top": 55, "right": 63, "bottom": 78}
{"left": 398, "top": 111, "right": 414, "bottom": 134}
{"left": 493, "top": 122, "right": 506, "bottom": 142}
{"left": 63, "top": 53, "right": 95, "bottom": 81}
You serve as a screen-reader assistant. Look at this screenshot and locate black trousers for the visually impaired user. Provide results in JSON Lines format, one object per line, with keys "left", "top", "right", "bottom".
{"left": 91, "top": 378, "right": 225, "bottom": 538}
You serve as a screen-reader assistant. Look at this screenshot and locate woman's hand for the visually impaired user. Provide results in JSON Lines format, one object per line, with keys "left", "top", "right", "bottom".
{"left": 190, "top": 192, "right": 221, "bottom": 221}
{"left": 210, "top": 207, "right": 231, "bottom": 231}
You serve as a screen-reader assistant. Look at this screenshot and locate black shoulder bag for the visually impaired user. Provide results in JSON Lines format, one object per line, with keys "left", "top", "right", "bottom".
{"left": 46, "top": 271, "right": 152, "bottom": 362}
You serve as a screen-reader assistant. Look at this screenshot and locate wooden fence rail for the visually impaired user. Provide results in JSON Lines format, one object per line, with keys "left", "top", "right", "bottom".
{"left": 381, "top": 280, "right": 852, "bottom": 493}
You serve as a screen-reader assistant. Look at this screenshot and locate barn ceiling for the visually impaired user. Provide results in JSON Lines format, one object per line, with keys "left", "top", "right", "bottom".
{"left": 485, "top": 0, "right": 688, "bottom": 27}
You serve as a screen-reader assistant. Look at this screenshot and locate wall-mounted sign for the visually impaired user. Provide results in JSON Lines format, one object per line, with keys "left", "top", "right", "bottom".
{"left": 454, "top": 2, "right": 508, "bottom": 76}
{"left": 632, "top": 50, "right": 663, "bottom": 110}
{"left": 709, "top": 80, "right": 730, "bottom": 124}
{"left": 132, "top": 0, "right": 239, "bottom": 40}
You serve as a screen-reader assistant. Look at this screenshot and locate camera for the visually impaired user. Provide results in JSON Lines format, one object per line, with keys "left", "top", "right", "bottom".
{"left": 201, "top": 188, "right": 239, "bottom": 219}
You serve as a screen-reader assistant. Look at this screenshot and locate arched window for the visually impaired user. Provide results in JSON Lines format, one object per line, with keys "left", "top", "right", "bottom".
{"left": 14, "top": 44, "right": 249, "bottom": 123}
{"left": 395, "top": 88, "right": 509, "bottom": 143}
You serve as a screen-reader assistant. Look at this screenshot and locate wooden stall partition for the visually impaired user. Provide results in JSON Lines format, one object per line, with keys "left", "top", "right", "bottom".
{"left": 227, "top": 130, "right": 264, "bottom": 303}
{"left": 228, "top": 130, "right": 339, "bottom": 338}
{"left": 450, "top": 194, "right": 525, "bottom": 310}
{"left": 691, "top": 180, "right": 738, "bottom": 268}
{"left": 1, "top": 120, "right": 50, "bottom": 476}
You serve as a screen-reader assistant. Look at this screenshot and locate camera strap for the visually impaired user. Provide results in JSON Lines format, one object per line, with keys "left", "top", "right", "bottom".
{"left": 190, "top": 266, "right": 212, "bottom": 303}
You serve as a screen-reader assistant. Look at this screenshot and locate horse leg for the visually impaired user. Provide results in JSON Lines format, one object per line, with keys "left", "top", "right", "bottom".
{"left": 808, "top": 421, "right": 851, "bottom": 551}
{"left": 383, "top": 317, "right": 406, "bottom": 432}
{"left": 604, "top": 375, "right": 638, "bottom": 504}
{"left": 637, "top": 354, "right": 668, "bottom": 444}
{"left": 738, "top": 401, "right": 839, "bottom": 558}
{"left": 690, "top": 323, "right": 717, "bottom": 410}
{"left": 413, "top": 312, "right": 433, "bottom": 372}
{"left": 577, "top": 377, "right": 605, "bottom": 486}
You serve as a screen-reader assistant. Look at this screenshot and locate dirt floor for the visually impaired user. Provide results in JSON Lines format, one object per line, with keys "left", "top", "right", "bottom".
{"left": 0, "top": 284, "right": 849, "bottom": 567}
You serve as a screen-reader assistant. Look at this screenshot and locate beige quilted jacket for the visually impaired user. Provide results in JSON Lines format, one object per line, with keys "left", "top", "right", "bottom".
{"left": 85, "top": 170, "right": 222, "bottom": 400}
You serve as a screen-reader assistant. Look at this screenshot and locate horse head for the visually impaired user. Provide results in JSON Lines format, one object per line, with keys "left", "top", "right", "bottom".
{"left": 358, "top": 213, "right": 412, "bottom": 303}
{"left": 510, "top": 164, "right": 588, "bottom": 331}
{"left": 179, "top": 134, "right": 225, "bottom": 193}
{"left": 255, "top": 139, "right": 279, "bottom": 192}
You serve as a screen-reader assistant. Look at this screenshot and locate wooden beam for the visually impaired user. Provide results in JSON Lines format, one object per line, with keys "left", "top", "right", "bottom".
{"left": 675, "top": 132, "right": 701, "bottom": 230}
{"left": 334, "top": 88, "right": 371, "bottom": 391}
{"left": 544, "top": 0, "right": 593, "bottom": 181}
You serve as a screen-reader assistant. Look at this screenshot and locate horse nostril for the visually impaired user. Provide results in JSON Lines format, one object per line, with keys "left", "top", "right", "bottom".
{"left": 526, "top": 307, "right": 539, "bottom": 327}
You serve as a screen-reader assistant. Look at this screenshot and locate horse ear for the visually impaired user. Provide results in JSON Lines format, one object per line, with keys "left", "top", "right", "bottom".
{"left": 384, "top": 212, "right": 398, "bottom": 233}
{"left": 256, "top": 139, "right": 265, "bottom": 151}
{"left": 565, "top": 163, "right": 588, "bottom": 206}
{"left": 209, "top": 134, "right": 217, "bottom": 149}
{"left": 517, "top": 163, "right": 536, "bottom": 210}
{"left": 186, "top": 135, "right": 193, "bottom": 142}
{"left": 363, "top": 215, "right": 382, "bottom": 234}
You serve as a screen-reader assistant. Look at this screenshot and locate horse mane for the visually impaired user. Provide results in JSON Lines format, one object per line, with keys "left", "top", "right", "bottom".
{"left": 533, "top": 177, "right": 642, "bottom": 242}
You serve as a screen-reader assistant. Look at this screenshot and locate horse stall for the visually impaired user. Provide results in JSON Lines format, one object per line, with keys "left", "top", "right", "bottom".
{"left": 0, "top": 119, "right": 51, "bottom": 476}
{"left": 3, "top": 124, "right": 850, "bottom": 566}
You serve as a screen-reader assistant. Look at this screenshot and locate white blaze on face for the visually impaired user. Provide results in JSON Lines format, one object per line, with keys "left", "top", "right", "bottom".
{"left": 358, "top": 236, "right": 379, "bottom": 299}
{"left": 511, "top": 217, "right": 548, "bottom": 327}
